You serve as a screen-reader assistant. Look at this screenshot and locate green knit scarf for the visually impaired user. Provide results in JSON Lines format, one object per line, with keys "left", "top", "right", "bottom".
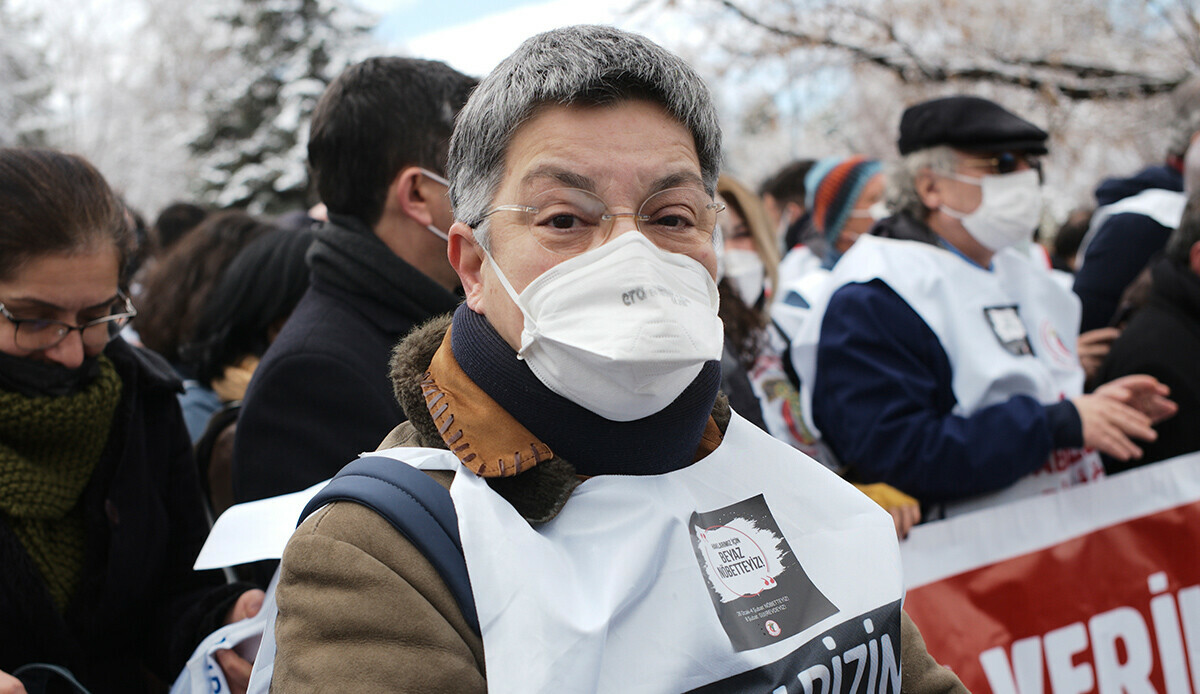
{"left": 0, "top": 356, "right": 122, "bottom": 611}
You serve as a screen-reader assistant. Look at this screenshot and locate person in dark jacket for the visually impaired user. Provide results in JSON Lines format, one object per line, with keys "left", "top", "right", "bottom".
{"left": 1095, "top": 191, "right": 1200, "bottom": 471}
{"left": 1073, "top": 78, "right": 1200, "bottom": 332}
{"left": 231, "top": 58, "right": 477, "bottom": 510}
{"left": 0, "top": 148, "right": 261, "bottom": 694}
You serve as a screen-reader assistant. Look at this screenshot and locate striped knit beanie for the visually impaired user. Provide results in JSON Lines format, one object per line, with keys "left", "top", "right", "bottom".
{"left": 803, "top": 157, "right": 841, "bottom": 212}
{"left": 812, "top": 156, "right": 883, "bottom": 246}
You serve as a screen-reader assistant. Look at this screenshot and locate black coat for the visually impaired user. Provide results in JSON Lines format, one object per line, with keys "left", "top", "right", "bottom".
{"left": 232, "top": 216, "right": 460, "bottom": 506}
{"left": 1096, "top": 258, "right": 1200, "bottom": 472}
{"left": 0, "top": 338, "right": 243, "bottom": 693}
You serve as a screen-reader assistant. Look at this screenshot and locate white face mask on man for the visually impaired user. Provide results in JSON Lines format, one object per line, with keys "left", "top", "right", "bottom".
{"left": 940, "top": 169, "right": 1043, "bottom": 252}
{"left": 481, "top": 232, "right": 724, "bottom": 421}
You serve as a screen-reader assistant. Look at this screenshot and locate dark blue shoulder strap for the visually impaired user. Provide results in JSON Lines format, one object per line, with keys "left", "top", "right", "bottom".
{"left": 299, "top": 455, "right": 480, "bottom": 636}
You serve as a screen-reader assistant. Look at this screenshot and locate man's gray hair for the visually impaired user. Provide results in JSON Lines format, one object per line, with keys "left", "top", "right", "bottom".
{"left": 1185, "top": 135, "right": 1200, "bottom": 196}
{"left": 1167, "top": 77, "right": 1200, "bottom": 160}
{"left": 1165, "top": 191, "right": 1200, "bottom": 266}
{"left": 447, "top": 25, "right": 723, "bottom": 249}
{"left": 885, "top": 146, "right": 957, "bottom": 222}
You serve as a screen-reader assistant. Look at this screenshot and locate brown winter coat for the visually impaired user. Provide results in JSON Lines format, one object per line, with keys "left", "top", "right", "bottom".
{"left": 270, "top": 315, "right": 967, "bottom": 693}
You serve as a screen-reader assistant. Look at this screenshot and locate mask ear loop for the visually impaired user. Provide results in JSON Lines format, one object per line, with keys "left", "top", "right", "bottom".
{"left": 477, "top": 243, "right": 540, "bottom": 356}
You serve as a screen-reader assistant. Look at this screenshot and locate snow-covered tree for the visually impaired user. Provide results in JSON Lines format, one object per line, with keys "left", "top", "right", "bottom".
{"left": 190, "top": 0, "right": 376, "bottom": 215}
{"left": 638, "top": 0, "right": 1200, "bottom": 221}
{"left": 0, "top": 0, "right": 51, "bottom": 146}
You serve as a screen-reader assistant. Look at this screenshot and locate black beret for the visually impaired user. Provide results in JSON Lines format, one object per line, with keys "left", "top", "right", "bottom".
{"left": 897, "top": 96, "right": 1049, "bottom": 156}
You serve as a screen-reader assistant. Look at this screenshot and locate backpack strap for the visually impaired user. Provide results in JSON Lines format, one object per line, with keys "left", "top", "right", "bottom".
{"left": 298, "top": 455, "right": 480, "bottom": 636}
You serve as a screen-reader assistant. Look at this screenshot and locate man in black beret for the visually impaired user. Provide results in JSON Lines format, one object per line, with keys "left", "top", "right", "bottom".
{"left": 790, "top": 94, "right": 1175, "bottom": 519}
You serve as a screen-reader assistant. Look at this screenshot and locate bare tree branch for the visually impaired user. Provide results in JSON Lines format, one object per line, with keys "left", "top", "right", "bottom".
{"left": 717, "top": 0, "right": 1189, "bottom": 100}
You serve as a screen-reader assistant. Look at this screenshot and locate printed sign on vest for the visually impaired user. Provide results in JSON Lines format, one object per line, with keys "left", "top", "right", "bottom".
{"left": 690, "top": 494, "right": 838, "bottom": 651}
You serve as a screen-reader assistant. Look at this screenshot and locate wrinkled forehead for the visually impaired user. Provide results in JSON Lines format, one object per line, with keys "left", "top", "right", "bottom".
{"left": 497, "top": 100, "right": 704, "bottom": 200}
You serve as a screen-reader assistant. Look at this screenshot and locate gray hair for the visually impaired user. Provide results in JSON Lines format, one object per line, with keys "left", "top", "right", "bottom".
{"left": 1166, "top": 191, "right": 1200, "bottom": 266}
{"left": 884, "top": 146, "right": 957, "bottom": 222}
{"left": 1185, "top": 135, "right": 1200, "bottom": 195}
{"left": 447, "top": 25, "right": 723, "bottom": 249}
{"left": 1167, "top": 77, "right": 1200, "bottom": 160}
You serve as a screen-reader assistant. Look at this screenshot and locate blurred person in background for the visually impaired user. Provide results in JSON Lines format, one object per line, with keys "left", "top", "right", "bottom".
{"left": 231, "top": 58, "right": 477, "bottom": 512}
{"left": 1073, "top": 77, "right": 1200, "bottom": 332}
{"left": 1093, "top": 157, "right": 1200, "bottom": 470}
{"left": 719, "top": 174, "right": 921, "bottom": 537}
{"left": 179, "top": 227, "right": 317, "bottom": 518}
{"left": 772, "top": 156, "right": 885, "bottom": 342}
{"left": 715, "top": 175, "right": 786, "bottom": 435}
{"left": 1049, "top": 207, "right": 1092, "bottom": 273}
{"left": 134, "top": 211, "right": 273, "bottom": 442}
{"left": 0, "top": 148, "right": 261, "bottom": 694}
{"left": 759, "top": 158, "right": 815, "bottom": 253}
{"left": 793, "top": 96, "right": 1176, "bottom": 520}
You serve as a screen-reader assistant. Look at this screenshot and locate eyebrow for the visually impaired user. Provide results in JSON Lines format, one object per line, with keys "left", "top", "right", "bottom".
{"left": 522, "top": 167, "right": 596, "bottom": 192}
{"left": 3, "top": 293, "right": 121, "bottom": 313}
{"left": 520, "top": 167, "right": 707, "bottom": 196}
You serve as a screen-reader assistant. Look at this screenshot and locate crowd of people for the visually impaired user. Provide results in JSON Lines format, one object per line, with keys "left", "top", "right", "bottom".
{"left": 2, "top": 22, "right": 1198, "bottom": 694}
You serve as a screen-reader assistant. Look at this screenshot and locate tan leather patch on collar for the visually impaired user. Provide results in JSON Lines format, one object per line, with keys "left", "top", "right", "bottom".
{"left": 694, "top": 415, "right": 722, "bottom": 461}
{"left": 423, "top": 327, "right": 554, "bottom": 478}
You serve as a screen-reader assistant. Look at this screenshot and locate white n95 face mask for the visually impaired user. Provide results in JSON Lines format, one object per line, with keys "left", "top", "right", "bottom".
{"left": 941, "top": 169, "right": 1043, "bottom": 252}
{"left": 482, "top": 232, "right": 723, "bottom": 421}
{"left": 721, "top": 248, "right": 765, "bottom": 306}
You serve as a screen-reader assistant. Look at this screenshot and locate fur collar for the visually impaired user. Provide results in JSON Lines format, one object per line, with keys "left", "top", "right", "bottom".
{"left": 387, "top": 314, "right": 732, "bottom": 524}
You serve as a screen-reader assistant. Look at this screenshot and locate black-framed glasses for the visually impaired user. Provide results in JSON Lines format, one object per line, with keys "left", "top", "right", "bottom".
{"left": 960, "top": 152, "right": 1043, "bottom": 180}
{"left": 0, "top": 293, "right": 137, "bottom": 351}
{"left": 476, "top": 187, "right": 725, "bottom": 256}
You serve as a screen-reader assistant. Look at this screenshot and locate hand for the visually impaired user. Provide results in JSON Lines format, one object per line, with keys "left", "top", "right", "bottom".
{"left": 854, "top": 483, "right": 922, "bottom": 540}
{"left": 1072, "top": 392, "right": 1158, "bottom": 462}
{"left": 225, "top": 589, "right": 265, "bottom": 625}
{"left": 1094, "top": 374, "right": 1177, "bottom": 424}
{"left": 216, "top": 589, "right": 266, "bottom": 694}
{"left": 214, "top": 650, "right": 252, "bottom": 694}
{"left": 1077, "top": 327, "right": 1120, "bottom": 382}
{"left": 0, "top": 670, "right": 26, "bottom": 694}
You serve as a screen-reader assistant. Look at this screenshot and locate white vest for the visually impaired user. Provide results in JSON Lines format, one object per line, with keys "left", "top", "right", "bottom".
{"left": 1075, "top": 188, "right": 1187, "bottom": 271}
{"left": 793, "top": 236, "right": 1103, "bottom": 517}
{"left": 772, "top": 245, "right": 830, "bottom": 343}
{"left": 365, "top": 412, "right": 904, "bottom": 693}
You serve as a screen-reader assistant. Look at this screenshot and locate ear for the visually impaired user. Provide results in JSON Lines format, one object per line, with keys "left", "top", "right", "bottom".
{"left": 1190, "top": 239, "right": 1200, "bottom": 276}
{"left": 449, "top": 221, "right": 487, "bottom": 313}
{"left": 915, "top": 169, "right": 941, "bottom": 211}
{"left": 391, "top": 166, "right": 437, "bottom": 227}
{"left": 784, "top": 200, "right": 804, "bottom": 220}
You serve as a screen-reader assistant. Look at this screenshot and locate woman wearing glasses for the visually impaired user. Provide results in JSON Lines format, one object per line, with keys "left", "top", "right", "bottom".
{"left": 0, "top": 148, "right": 261, "bottom": 694}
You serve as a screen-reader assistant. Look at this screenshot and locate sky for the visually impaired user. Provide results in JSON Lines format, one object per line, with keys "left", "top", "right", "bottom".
{"left": 362, "top": 0, "right": 644, "bottom": 76}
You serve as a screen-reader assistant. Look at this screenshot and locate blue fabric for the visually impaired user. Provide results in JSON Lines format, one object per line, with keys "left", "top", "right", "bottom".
{"left": 300, "top": 455, "right": 480, "bottom": 636}
{"left": 177, "top": 380, "right": 221, "bottom": 444}
{"left": 1075, "top": 164, "right": 1183, "bottom": 332}
{"left": 1074, "top": 212, "right": 1174, "bottom": 331}
{"left": 811, "top": 280, "right": 1081, "bottom": 502}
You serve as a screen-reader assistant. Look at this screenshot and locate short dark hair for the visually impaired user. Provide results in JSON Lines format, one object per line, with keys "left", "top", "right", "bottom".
{"left": 307, "top": 57, "right": 477, "bottom": 229}
{"left": 153, "top": 202, "right": 208, "bottom": 252}
{"left": 1166, "top": 192, "right": 1200, "bottom": 266}
{"left": 181, "top": 227, "right": 317, "bottom": 384}
{"left": 135, "top": 210, "right": 273, "bottom": 364}
{"left": 759, "top": 160, "right": 816, "bottom": 207}
{"left": 0, "top": 147, "right": 133, "bottom": 282}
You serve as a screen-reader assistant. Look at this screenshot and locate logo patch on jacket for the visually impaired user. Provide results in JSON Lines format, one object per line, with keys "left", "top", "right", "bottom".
{"left": 690, "top": 494, "right": 838, "bottom": 651}
{"left": 984, "top": 305, "right": 1034, "bottom": 356}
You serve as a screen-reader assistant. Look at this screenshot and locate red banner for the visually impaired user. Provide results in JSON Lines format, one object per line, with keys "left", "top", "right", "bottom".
{"left": 901, "top": 452, "right": 1200, "bottom": 694}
